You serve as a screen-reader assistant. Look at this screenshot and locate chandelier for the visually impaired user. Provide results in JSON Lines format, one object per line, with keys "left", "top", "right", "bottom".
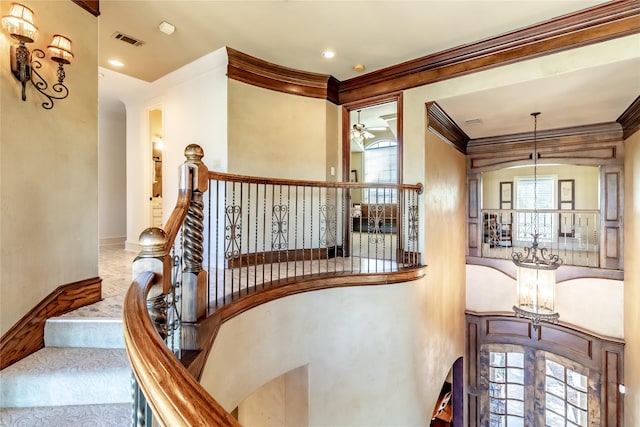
{"left": 511, "top": 112, "right": 563, "bottom": 328}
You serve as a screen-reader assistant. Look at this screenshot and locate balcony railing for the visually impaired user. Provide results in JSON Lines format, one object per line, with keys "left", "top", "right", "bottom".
{"left": 481, "top": 208, "right": 600, "bottom": 268}
{"left": 123, "top": 145, "right": 424, "bottom": 426}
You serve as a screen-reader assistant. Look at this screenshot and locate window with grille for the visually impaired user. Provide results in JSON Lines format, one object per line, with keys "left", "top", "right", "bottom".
{"left": 489, "top": 351, "right": 525, "bottom": 427}
{"left": 515, "top": 176, "right": 555, "bottom": 242}
{"left": 484, "top": 347, "right": 589, "bottom": 427}
{"left": 545, "top": 360, "right": 588, "bottom": 427}
{"left": 364, "top": 139, "right": 397, "bottom": 204}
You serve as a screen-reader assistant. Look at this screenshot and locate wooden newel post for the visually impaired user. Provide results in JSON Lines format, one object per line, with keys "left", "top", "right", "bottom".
{"left": 133, "top": 227, "right": 173, "bottom": 340}
{"left": 180, "top": 145, "right": 209, "bottom": 349}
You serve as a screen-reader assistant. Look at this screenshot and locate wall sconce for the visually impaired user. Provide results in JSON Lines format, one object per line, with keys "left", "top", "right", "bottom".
{"left": 2, "top": 3, "right": 73, "bottom": 110}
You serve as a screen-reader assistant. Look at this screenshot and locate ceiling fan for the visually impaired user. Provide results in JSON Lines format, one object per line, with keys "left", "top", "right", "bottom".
{"left": 351, "top": 110, "right": 375, "bottom": 143}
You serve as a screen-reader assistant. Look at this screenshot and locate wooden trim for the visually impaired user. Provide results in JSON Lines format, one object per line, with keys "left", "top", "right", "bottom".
{"left": 466, "top": 122, "right": 623, "bottom": 172}
{"left": 618, "top": 95, "right": 640, "bottom": 140}
{"left": 338, "top": 1, "right": 640, "bottom": 103}
{"left": 465, "top": 313, "right": 625, "bottom": 427}
{"left": 227, "top": 47, "right": 339, "bottom": 104}
{"left": 71, "top": 0, "right": 100, "bottom": 16}
{"left": 187, "top": 267, "right": 426, "bottom": 380}
{"left": 426, "top": 102, "right": 469, "bottom": 154}
{"left": 0, "top": 276, "right": 102, "bottom": 370}
{"left": 209, "top": 169, "right": 422, "bottom": 193}
{"left": 123, "top": 272, "right": 240, "bottom": 427}
{"left": 226, "top": 247, "right": 343, "bottom": 267}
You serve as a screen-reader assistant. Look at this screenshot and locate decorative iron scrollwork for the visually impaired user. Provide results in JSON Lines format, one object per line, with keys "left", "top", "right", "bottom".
{"left": 272, "top": 204, "right": 289, "bottom": 250}
{"left": 225, "top": 204, "right": 242, "bottom": 259}
{"left": 408, "top": 204, "right": 419, "bottom": 241}
{"left": 368, "top": 204, "right": 385, "bottom": 244}
{"left": 320, "top": 203, "right": 337, "bottom": 247}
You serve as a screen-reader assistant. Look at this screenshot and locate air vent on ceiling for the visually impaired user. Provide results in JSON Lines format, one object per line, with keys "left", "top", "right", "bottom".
{"left": 111, "top": 32, "right": 144, "bottom": 47}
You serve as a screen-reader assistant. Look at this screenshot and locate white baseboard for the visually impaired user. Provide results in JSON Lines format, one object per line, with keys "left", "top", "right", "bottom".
{"left": 99, "top": 236, "right": 126, "bottom": 248}
{"left": 125, "top": 240, "right": 142, "bottom": 252}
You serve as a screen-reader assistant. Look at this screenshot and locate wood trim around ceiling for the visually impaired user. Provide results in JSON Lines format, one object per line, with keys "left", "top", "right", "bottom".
{"left": 72, "top": 0, "right": 100, "bottom": 16}
{"left": 618, "top": 95, "right": 640, "bottom": 140}
{"left": 426, "top": 102, "right": 469, "bottom": 154}
{"left": 466, "top": 122, "right": 623, "bottom": 172}
{"left": 338, "top": 1, "right": 640, "bottom": 104}
{"left": 227, "top": 47, "right": 340, "bottom": 104}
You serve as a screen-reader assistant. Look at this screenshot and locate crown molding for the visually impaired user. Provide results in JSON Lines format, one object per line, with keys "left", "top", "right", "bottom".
{"left": 72, "top": 0, "right": 100, "bottom": 16}
{"left": 226, "top": 47, "right": 339, "bottom": 104}
{"left": 617, "top": 95, "right": 640, "bottom": 140}
{"left": 339, "top": 1, "right": 640, "bottom": 104}
{"left": 426, "top": 102, "right": 469, "bottom": 154}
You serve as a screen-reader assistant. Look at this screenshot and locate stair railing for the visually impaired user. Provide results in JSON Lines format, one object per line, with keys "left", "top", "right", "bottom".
{"left": 123, "top": 144, "right": 424, "bottom": 426}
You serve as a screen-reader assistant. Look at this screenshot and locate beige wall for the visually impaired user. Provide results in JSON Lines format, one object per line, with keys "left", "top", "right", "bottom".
{"left": 202, "top": 283, "right": 426, "bottom": 426}
{"left": 482, "top": 164, "right": 600, "bottom": 209}
{"left": 0, "top": 1, "right": 98, "bottom": 335}
{"left": 624, "top": 129, "right": 640, "bottom": 425}
{"left": 228, "top": 80, "right": 338, "bottom": 180}
{"left": 415, "top": 129, "right": 467, "bottom": 416}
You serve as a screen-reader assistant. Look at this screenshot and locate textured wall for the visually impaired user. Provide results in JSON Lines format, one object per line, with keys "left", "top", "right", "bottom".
{"left": 624, "top": 129, "right": 640, "bottom": 425}
{"left": 227, "top": 80, "right": 338, "bottom": 181}
{"left": 0, "top": 1, "right": 98, "bottom": 334}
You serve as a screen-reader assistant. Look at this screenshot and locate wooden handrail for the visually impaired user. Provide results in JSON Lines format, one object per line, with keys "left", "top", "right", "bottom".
{"left": 123, "top": 271, "right": 240, "bottom": 427}
{"left": 209, "top": 170, "right": 424, "bottom": 193}
{"left": 124, "top": 268, "right": 426, "bottom": 425}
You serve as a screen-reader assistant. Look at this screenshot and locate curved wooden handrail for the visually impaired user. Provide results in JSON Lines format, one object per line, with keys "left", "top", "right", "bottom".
{"left": 209, "top": 170, "right": 424, "bottom": 194}
{"left": 123, "top": 271, "right": 240, "bottom": 427}
{"left": 124, "top": 268, "right": 425, "bottom": 426}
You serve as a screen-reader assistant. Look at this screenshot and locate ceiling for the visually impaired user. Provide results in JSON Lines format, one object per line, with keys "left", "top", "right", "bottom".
{"left": 97, "top": 0, "right": 640, "bottom": 139}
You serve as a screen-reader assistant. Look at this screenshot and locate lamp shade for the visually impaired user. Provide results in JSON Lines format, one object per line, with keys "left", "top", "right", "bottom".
{"left": 1, "top": 3, "right": 39, "bottom": 43}
{"left": 48, "top": 34, "right": 73, "bottom": 64}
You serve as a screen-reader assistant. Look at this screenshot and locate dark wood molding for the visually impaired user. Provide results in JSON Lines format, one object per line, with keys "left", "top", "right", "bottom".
{"left": 426, "top": 101, "right": 469, "bottom": 154}
{"left": 618, "top": 94, "right": 640, "bottom": 140}
{"left": 0, "top": 276, "right": 102, "bottom": 370}
{"left": 338, "top": 1, "right": 640, "bottom": 103}
{"left": 466, "top": 122, "right": 623, "bottom": 172}
{"left": 71, "top": 0, "right": 100, "bottom": 16}
{"left": 227, "top": 47, "right": 339, "bottom": 104}
{"left": 465, "top": 313, "right": 625, "bottom": 427}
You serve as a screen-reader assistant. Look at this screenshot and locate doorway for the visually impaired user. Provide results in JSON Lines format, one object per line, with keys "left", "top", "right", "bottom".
{"left": 342, "top": 94, "right": 402, "bottom": 256}
{"left": 149, "top": 108, "right": 163, "bottom": 228}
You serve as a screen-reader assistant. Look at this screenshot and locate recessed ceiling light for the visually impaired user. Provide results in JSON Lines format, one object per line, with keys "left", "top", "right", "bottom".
{"left": 321, "top": 50, "right": 335, "bottom": 59}
{"left": 108, "top": 59, "right": 124, "bottom": 67}
{"left": 158, "top": 21, "right": 175, "bottom": 35}
{"left": 353, "top": 64, "right": 366, "bottom": 72}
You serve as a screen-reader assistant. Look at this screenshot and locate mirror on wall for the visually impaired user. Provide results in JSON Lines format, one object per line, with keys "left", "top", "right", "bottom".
{"left": 348, "top": 100, "right": 399, "bottom": 204}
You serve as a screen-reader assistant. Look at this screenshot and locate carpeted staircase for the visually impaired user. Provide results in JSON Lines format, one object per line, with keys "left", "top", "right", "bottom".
{"left": 0, "top": 316, "right": 132, "bottom": 426}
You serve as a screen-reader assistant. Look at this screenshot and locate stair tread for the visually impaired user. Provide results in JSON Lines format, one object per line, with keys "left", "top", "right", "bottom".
{"left": 0, "top": 403, "right": 130, "bottom": 427}
{"left": 1, "top": 348, "right": 132, "bottom": 408}
{"left": 45, "top": 317, "right": 124, "bottom": 349}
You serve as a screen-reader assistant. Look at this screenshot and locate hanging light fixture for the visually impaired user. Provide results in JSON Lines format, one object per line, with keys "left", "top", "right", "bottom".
{"left": 511, "top": 112, "right": 563, "bottom": 328}
{"left": 2, "top": 3, "right": 74, "bottom": 110}
{"left": 351, "top": 110, "right": 374, "bottom": 144}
